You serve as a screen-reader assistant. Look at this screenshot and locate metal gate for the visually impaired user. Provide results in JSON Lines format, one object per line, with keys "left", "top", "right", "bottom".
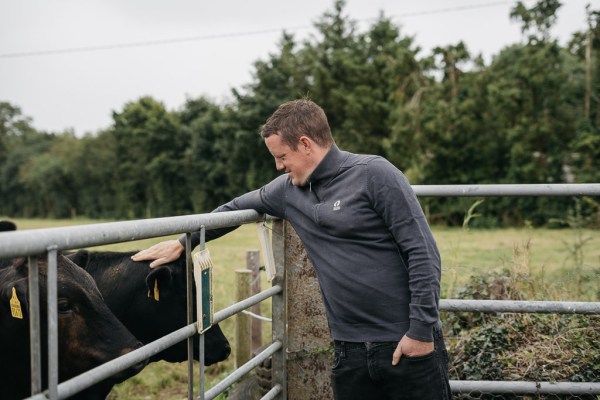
{"left": 0, "top": 210, "right": 285, "bottom": 400}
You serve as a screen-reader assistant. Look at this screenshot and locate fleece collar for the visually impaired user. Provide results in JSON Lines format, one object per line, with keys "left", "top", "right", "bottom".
{"left": 306, "top": 143, "right": 347, "bottom": 186}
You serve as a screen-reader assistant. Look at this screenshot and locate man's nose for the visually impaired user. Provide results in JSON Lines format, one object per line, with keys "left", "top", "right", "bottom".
{"left": 275, "top": 160, "right": 284, "bottom": 170}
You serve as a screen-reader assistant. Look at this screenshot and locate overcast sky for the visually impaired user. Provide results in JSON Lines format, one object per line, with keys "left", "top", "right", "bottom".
{"left": 0, "top": 0, "right": 596, "bottom": 136}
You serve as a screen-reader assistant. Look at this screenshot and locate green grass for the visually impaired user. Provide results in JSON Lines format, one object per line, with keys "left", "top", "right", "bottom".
{"left": 434, "top": 227, "right": 600, "bottom": 301}
{"left": 4, "top": 218, "right": 599, "bottom": 399}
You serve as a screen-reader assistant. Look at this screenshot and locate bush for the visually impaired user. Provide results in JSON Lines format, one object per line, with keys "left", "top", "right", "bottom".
{"left": 443, "top": 265, "right": 600, "bottom": 399}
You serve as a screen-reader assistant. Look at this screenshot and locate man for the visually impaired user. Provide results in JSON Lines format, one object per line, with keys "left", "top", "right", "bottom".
{"left": 132, "top": 99, "right": 451, "bottom": 399}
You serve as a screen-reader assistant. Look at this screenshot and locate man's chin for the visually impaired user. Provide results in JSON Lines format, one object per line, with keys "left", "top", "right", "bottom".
{"left": 290, "top": 176, "right": 307, "bottom": 187}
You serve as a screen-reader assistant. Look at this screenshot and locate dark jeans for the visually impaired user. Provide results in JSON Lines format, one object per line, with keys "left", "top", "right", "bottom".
{"left": 331, "top": 325, "right": 451, "bottom": 400}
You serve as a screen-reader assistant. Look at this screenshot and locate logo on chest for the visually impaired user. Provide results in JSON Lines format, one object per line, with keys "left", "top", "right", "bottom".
{"left": 333, "top": 200, "right": 341, "bottom": 211}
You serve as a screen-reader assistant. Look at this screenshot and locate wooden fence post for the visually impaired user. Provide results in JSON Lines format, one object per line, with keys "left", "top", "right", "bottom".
{"left": 246, "top": 249, "right": 262, "bottom": 351}
{"left": 235, "top": 269, "right": 252, "bottom": 368}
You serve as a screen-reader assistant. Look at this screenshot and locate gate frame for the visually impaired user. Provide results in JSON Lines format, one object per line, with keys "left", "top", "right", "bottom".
{"left": 0, "top": 183, "right": 599, "bottom": 399}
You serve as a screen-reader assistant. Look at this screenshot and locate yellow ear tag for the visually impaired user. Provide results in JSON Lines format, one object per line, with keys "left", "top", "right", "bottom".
{"left": 153, "top": 279, "right": 159, "bottom": 301}
{"left": 10, "top": 287, "right": 23, "bottom": 319}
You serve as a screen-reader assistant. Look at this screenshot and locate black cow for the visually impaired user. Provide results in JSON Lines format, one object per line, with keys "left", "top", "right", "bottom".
{"left": 67, "top": 250, "right": 231, "bottom": 365}
{"left": 0, "top": 220, "right": 16, "bottom": 232}
{"left": 0, "top": 220, "right": 17, "bottom": 268}
{"left": 0, "top": 255, "right": 147, "bottom": 400}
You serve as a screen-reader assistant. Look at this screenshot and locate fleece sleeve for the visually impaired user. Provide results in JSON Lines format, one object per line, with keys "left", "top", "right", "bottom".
{"left": 367, "top": 158, "right": 441, "bottom": 342}
{"left": 179, "top": 174, "right": 288, "bottom": 249}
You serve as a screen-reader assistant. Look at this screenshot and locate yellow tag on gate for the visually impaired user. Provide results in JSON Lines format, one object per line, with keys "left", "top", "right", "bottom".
{"left": 153, "top": 279, "right": 160, "bottom": 301}
{"left": 10, "top": 287, "right": 23, "bottom": 319}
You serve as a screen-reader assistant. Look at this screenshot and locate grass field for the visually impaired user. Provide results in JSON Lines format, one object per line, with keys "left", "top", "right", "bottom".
{"left": 4, "top": 218, "right": 600, "bottom": 399}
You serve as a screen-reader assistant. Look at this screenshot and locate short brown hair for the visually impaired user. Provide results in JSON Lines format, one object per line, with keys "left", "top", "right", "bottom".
{"left": 260, "top": 99, "right": 334, "bottom": 150}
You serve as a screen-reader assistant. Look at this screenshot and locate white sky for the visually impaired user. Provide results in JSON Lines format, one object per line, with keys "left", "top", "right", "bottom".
{"left": 0, "top": 0, "right": 596, "bottom": 136}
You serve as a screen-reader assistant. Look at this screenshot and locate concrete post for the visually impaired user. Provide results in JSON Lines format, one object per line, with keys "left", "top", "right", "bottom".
{"left": 284, "top": 221, "right": 333, "bottom": 400}
{"left": 271, "top": 220, "right": 287, "bottom": 399}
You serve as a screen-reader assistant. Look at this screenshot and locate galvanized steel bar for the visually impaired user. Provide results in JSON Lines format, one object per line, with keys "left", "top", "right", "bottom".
{"left": 28, "top": 255, "right": 42, "bottom": 396}
{"left": 450, "top": 379, "right": 600, "bottom": 395}
{"left": 213, "top": 286, "right": 282, "bottom": 324}
{"left": 413, "top": 183, "right": 600, "bottom": 197}
{"left": 198, "top": 226, "right": 206, "bottom": 400}
{"left": 441, "top": 299, "right": 600, "bottom": 314}
{"left": 185, "top": 232, "right": 194, "bottom": 400}
{"left": 260, "top": 384, "right": 282, "bottom": 400}
{"left": 47, "top": 248, "right": 59, "bottom": 400}
{"left": 203, "top": 341, "right": 283, "bottom": 400}
{"left": 198, "top": 334, "right": 205, "bottom": 400}
{"left": 26, "top": 322, "right": 200, "bottom": 400}
{"left": 0, "top": 210, "right": 266, "bottom": 259}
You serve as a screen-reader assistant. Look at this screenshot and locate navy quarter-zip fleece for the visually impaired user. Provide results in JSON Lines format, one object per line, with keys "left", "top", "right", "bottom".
{"left": 184, "top": 144, "right": 441, "bottom": 342}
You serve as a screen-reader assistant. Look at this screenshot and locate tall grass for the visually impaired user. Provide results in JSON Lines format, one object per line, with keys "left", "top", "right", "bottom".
{"left": 4, "top": 218, "right": 599, "bottom": 399}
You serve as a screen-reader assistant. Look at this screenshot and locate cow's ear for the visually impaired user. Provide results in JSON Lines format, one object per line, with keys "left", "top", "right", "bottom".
{"left": 12, "top": 257, "right": 28, "bottom": 274}
{"left": 146, "top": 266, "right": 173, "bottom": 300}
{"left": 67, "top": 250, "right": 89, "bottom": 268}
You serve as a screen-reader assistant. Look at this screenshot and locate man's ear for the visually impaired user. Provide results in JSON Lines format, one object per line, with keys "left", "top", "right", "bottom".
{"left": 299, "top": 136, "right": 312, "bottom": 153}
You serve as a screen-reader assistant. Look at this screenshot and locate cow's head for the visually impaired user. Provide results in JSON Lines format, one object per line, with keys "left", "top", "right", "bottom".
{"left": 0, "top": 255, "right": 147, "bottom": 399}
{"left": 141, "top": 257, "right": 232, "bottom": 364}
{"left": 69, "top": 250, "right": 231, "bottom": 365}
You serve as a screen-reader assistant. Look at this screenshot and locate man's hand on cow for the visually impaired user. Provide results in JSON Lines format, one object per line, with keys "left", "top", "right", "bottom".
{"left": 391, "top": 334, "right": 434, "bottom": 366}
{"left": 131, "top": 240, "right": 184, "bottom": 268}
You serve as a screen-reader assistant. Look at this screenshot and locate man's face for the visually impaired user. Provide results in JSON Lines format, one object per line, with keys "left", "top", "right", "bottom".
{"left": 265, "top": 134, "right": 312, "bottom": 186}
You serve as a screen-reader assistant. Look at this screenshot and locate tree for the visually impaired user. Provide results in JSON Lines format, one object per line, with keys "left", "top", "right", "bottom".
{"left": 300, "top": 0, "right": 363, "bottom": 152}
{"left": 485, "top": 0, "right": 584, "bottom": 224}
{"left": 0, "top": 103, "right": 50, "bottom": 216}
{"left": 510, "top": 0, "right": 562, "bottom": 44}
{"left": 568, "top": 6, "right": 600, "bottom": 184}
{"left": 228, "top": 32, "right": 310, "bottom": 197}
{"left": 179, "top": 98, "right": 233, "bottom": 212}
{"left": 0, "top": 102, "right": 36, "bottom": 165}
{"left": 18, "top": 133, "right": 79, "bottom": 217}
{"left": 110, "top": 97, "right": 189, "bottom": 218}
{"left": 66, "top": 130, "right": 119, "bottom": 218}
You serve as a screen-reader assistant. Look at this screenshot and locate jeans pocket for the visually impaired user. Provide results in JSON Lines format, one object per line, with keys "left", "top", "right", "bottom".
{"left": 401, "top": 350, "right": 435, "bottom": 361}
{"left": 332, "top": 349, "right": 343, "bottom": 370}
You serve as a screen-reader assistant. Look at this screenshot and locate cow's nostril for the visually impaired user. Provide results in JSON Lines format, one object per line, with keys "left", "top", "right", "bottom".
{"left": 133, "top": 359, "right": 149, "bottom": 372}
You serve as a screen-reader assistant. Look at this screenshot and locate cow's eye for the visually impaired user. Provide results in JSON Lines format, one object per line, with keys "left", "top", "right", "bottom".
{"left": 57, "top": 299, "right": 73, "bottom": 314}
